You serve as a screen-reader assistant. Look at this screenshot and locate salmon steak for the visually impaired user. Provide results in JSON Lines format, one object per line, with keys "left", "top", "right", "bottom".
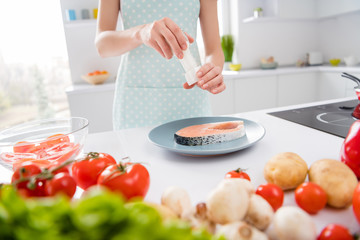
{"left": 174, "top": 121, "right": 245, "bottom": 146}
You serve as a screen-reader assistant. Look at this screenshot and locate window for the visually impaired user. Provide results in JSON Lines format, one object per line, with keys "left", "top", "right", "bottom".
{"left": 0, "top": 0, "right": 71, "bottom": 131}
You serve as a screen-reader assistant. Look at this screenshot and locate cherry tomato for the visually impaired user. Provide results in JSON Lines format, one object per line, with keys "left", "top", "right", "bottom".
{"left": 93, "top": 70, "right": 102, "bottom": 75}
{"left": 353, "top": 182, "right": 360, "bottom": 224}
{"left": 45, "top": 172, "right": 77, "bottom": 198}
{"left": 11, "top": 162, "right": 46, "bottom": 197}
{"left": 46, "top": 163, "right": 70, "bottom": 175}
{"left": 317, "top": 224, "right": 353, "bottom": 240}
{"left": 295, "top": 182, "right": 327, "bottom": 214}
{"left": 225, "top": 168, "right": 251, "bottom": 181}
{"left": 72, "top": 152, "right": 116, "bottom": 190}
{"left": 97, "top": 162, "right": 150, "bottom": 200}
{"left": 13, "top": 141, "right": 35, "bottom": 153}
{"left": 256, "top": 183, "right": 284, "bottom": 211}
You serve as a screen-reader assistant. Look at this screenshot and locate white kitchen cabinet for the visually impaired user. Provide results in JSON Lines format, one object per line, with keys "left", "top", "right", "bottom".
{"left": 277, "top": 72, "right": 318, "bottom": 107}
{"left": 234, "top": 76, "right": 277, "bottom": 113}
{"left": 317, "top": 72, "right": 347, "bottom": 101}
{"left": 66, "top": 84, "right": 115, "bottom": 133}
{"left": 210, "top": 79, "right": 235, "bottom": 115}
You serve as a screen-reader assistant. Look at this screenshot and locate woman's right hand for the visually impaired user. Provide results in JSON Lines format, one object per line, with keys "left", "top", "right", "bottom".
{"left": 138, "top": 17, "right": 193, "bottom": 59}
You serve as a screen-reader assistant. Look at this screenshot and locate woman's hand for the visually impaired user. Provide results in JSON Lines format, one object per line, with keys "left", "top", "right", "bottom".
{"left": 138, "top": 17, "right": 193, "bottom": 59}
{"left": 183, "top": 63, "right": 226, "bottom": 94}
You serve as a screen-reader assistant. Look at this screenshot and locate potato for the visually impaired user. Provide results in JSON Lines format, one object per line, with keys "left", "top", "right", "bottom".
{"left": 264, "top": 152, "right": 308, "bottom": 190}
{"left": 308, "top": 159, "right": 358, "bottom": 208}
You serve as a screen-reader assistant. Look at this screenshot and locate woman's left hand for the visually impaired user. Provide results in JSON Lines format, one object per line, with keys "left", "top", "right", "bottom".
{"left": 183, "top": 62, "right": 226, "bottom": 94}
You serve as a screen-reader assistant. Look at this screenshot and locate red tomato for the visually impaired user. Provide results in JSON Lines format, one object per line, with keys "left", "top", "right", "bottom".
{"left": 225, "top": 168, "right": 251, "bottom": 181}
{"left": 45, "top": 172, "right": 77, "bottom": 198}
{"left": 295, "top": 182, "right": 327, "bottom": 214}
{"left": 13, "top": 141, "right": 35, "bottom": 153}
{"left": 97, "top": 162, "right": 150, "bottom": 200}
{"left": 256, "top": 183, "right": 284, "bottom": 211}
{"left": 353, "top": 182, "right": 360, "bottom": 224}
{"left": 72, "top": 152, "right": 116, "bottom": 190}
{"left": 11, "top": 162, "right": 46, "bottom": 197}
{"left": 46, "top": 163, "right": 70, "bottom": 175}
{"left": 317, "top": 224, "right": 353, "bottom": 240}
{"left": 93, "top": 70, "right": 102, "bottom": 75}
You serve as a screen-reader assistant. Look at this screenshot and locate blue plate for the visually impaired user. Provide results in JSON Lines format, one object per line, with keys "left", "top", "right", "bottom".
{"left": 148, "top": 116, "right": 266, "bottom": 156}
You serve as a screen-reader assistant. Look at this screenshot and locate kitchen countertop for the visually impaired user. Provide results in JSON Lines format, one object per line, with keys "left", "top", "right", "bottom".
{"left": 0, "top": 97, "right": 358, "bottom": 234}
{"left": 66, "top": 65, "right": 360, "bottom": 94}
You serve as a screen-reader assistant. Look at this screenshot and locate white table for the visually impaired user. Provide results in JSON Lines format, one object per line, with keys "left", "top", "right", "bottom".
{"left": 1, "top": 97, "right": 359, "bottom": 234}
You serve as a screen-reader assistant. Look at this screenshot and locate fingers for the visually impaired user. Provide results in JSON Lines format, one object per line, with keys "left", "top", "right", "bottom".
{"left": 142, "top": 17, "right": 193, "bottom": 59}
{"left": 184, "top": 32, "right": 194, "bottom": 44}
{"left": 161, "top": 27, "right": 183, "bottom": 59}
{"left": 210, "top": 80, "right": 226, "bottom": 94}
{"left": 197, "top": 63, "right": 221, "bottom": 85}
{"left": 196, "top": 63, "right": 226, "bottom": 94}
{"left": 183, "top": 82, "right": 196, "bottom": 89}
{"left": 164, "top": 17, "right": 188, "bottom": 51}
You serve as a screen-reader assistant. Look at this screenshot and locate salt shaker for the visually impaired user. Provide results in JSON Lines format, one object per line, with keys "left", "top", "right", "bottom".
{"left": 178, "top": 39, "right": 201, "bottom": 86}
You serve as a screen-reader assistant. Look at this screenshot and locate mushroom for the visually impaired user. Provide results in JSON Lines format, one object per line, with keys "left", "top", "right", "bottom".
{"left": 245, "top": 194, "right": 274, "bottom": 230}
{"left": 161, "top": 186, "right": 192, "bottom": 219}
{"left": 206, "top": 178, "right": 254, "bottom": 224}
{"left": 190, "top": 202, "right": 216, "bottom": 234}
{"left": 266, "top": 206, "right": 317, "bottom": 240}
{"left": 217, "top": 221, "right": 269, "bottom": 240}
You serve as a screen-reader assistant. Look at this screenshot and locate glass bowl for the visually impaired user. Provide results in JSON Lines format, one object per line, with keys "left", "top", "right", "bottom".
{"left": 0, "top": 117, "right": 89, "bottom": 171}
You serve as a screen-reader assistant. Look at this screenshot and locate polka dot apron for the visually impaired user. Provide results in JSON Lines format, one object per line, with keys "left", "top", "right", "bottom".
{"left": 113, "top": 0, "right": 212, "bottom": 130}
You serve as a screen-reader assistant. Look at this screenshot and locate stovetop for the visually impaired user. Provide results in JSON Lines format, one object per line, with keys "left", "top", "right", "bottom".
{"left": 268, "top": 99, "right": 359, "bottom": 138}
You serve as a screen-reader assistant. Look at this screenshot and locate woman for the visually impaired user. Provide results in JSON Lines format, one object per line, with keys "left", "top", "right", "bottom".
{"left": 95, "top": 0, "right": 225, "bottom": 129}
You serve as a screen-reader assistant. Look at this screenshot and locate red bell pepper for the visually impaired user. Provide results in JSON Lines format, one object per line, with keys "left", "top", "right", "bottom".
{"left": 341, "top": 120, "right": 360, "bottom": 178}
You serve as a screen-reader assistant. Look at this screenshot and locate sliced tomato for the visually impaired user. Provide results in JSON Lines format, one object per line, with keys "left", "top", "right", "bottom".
{"left": 45, "top": 134, "right": 70, "bottom": 148}
{"left": 13, "top": 141, "right": 36, "bottom": 153}
{"left": 0, "top": 152, "right": 37, "bottom": 164}
{"left": 42, "top": 142, "right": 79, "bottom": 164}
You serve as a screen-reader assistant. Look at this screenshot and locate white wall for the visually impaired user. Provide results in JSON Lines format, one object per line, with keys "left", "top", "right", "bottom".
{"left": 229, "top": 0, "right": 360, "bottom": 69}
{"left": 318, "top": 12, "right": 360, "bottom": 62}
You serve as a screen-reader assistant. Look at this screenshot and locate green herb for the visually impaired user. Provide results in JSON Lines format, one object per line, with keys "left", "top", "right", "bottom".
{"left": 221, "top": 35, "right": 234, "bottom": 62}
{"left": 0, "top": 185, "right": 223, "bottom": 240}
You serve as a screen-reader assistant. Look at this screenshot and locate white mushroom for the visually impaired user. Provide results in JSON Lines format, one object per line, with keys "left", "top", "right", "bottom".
{"left": 161, "top": 186, "right": 193, "bottom": 219}
{"left": 217, "top": 221, "right": 269, "bottom": 240}
{"left": 266, "top": 206, "right": 317, "bottom": 240}
{"left": 245, "top": 194, "right": 274, "bottom": 230}
{"left": 189, "top": 202, "right": 216, "bottom": 234}
{"left": 206, "top": 178, "right": 254, "bottom": 224}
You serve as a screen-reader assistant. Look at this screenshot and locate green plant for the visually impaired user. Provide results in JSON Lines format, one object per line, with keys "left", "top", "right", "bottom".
{"left": 254, "top": 7, "right": 263, "bottom": 12}
{"left": 221, "top": 35, "right": 234, "bottom": 62}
